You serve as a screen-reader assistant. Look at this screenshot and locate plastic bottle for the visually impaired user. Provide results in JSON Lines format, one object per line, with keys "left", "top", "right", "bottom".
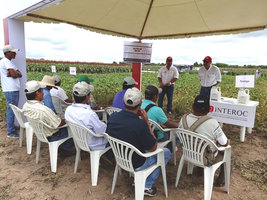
{"left": 210, "top": 86, "right": 221, "bottom": 101}
{"left": 237, "top": 88, "right": 250, "bottom": 104}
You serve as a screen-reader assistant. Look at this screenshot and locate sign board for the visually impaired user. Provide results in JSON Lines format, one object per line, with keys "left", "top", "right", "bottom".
{"left": 235, "top": 75, "right": 254, "bottom": 88}
{"left": 51, "top": 65, "right": 56, "bottom": 73}
{"left": 123, "top": 42, "right": 152, "bottom": 63}
{"left": 69, "top": 67, "right": 76, "bottom": 75}
{"left": 208, "top": 100, "right": 257, "bottom": 128}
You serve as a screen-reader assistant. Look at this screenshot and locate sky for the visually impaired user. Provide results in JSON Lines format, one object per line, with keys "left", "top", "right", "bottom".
{"left": 1, "top": 0, "right": 267, "bottom": 66}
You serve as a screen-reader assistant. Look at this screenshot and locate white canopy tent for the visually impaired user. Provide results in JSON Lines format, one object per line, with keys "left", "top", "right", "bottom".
{"left": 3, "top": 0, "right": 267, "bottom": 107}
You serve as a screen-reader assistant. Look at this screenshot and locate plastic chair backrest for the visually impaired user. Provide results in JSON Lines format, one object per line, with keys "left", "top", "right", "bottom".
{"left": 26, "top": 118, "right": 51, "bottom": 143}
{"left": 105, "top": 134, "right": 144, "bottom": 173}
{"left": 105, "top": 107, "right": 121, "bottom": 116}
{"left": 148, "top": 119, "right": 170, "bottom": 133}
{"left": 9, "top": 104, "right": 26, "bottom": 128}
{"left": 66, "top": 120, "right": 100, "bottom": 152}
{"left": 176, "top": 128, "right": 218, "bottom": 166}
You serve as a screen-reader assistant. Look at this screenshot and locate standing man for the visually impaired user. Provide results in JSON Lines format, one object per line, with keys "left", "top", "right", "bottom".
{"left": 0, "top": 45, "right": 22, "bottom": 138}
{"left": 198, "top": 56, "right": 221, "bottom": 98}
{"left": 158, "top": 56, "right": 179, "bottom": 114}
{"left": 107, "top": 88, "right": 171, "bottom": 196}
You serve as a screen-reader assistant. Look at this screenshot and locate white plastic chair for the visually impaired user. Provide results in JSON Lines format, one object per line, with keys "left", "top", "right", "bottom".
{"left": 27, "top": 117, "right": 72, "bottom": 173}
{"left": 148, "top": 119, "right": 178, "bottom": 165}
{"left": 9, "top": 104, "right": 34, "bottom": 154}
{"left": 104, "top": 133, "right": 168, "bottom": 200}
{"left": 175, "top": 128, "right": 231, "bottom": 200}
{"left": 94, "top": 109, "right": 108, "bottom": 123}
{"left": 66, "top": 120, "right": 111, "bottom": 186}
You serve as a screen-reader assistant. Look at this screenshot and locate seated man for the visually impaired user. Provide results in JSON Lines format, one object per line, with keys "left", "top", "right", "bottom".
{"left": 179, "top": 94, "right": 230, "bottom": 186}
{"left": 50, "top": 75, "right": 73, "bottom": 103}
{"left": 65, "top": 82, "right": 108, "bottom": 151}
{"left": 107, "top": 87, "right": 171, "bottom": 196}
{"left": 77, "top": 75, "right": 100, "bottom": 110}
{"left": 112, "top": 76, "right": 137, "bottom": 109}
{"left": 141, "top": 85, "right": 178, "bottom": 142}
{"left": 41, "top": 75, "right": 56, "bottom": 113}
{"left": 22, "top": 80, "right": 74, "bottom": 151}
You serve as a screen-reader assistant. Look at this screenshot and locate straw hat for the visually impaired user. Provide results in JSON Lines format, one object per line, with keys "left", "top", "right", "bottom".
{"left": 40, "top": 75, "right": 55, "bottom": 87}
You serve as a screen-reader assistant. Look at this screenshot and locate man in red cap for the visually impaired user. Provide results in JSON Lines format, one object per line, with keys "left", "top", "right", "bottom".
{"left": 198, "top": 56, "right": 221, "bottom": 99}
{"left": 157, "top": 56, "right": 179, "bottom": 114}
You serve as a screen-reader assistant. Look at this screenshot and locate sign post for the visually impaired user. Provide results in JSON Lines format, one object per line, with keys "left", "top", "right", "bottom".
{"left": 123, "top": 42, "right": 152, "bottom": 90}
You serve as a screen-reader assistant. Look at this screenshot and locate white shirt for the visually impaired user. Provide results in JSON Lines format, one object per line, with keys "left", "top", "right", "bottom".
{"left": 50, "top": 86, "right": 68, "bottom": 100}
{"left": 0, "top": 57, "right": 20, "bottom": 92}
{"left": 179, "top": 113, "right": 227, "bottom": 151}
{"left": 22, "top": 100, "right": 61, "bottom": 137}
{"left": 158, "top": 65, "right": 179, "bottom": 85}
{"left": 65, "top": 103, "right": 108, "bottom": 151}
{"left": 198, "top": 65, "right": 221, "bottom": 87}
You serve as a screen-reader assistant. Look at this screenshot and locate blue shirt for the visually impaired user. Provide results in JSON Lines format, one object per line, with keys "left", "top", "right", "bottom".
{"left": 112, "top": 89, "right": 126, "bottom": 109}
{"left": 42, "top": 88, "right": 56, "bottom": 113}
{"left": 107, "top": 110, "right": 156, "bottom": 168}
{"left": 141, "top": 99, "right": 168, "bottom": 139}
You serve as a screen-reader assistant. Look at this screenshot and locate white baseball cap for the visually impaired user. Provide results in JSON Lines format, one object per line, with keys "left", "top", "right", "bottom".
{"left": 53, "top": 75, "right": 61, "bottom": 84}
{"left": 123, "top": 87, "right": 142, "bottom": 107}
{"left": 73, "top": 82, "right": 94, "bottom": 97}
{"left": 3, "top": 45, "right": 19, "bottom": 53}
{"left": 24, "top": 80, "right": 45, "bottom": 94}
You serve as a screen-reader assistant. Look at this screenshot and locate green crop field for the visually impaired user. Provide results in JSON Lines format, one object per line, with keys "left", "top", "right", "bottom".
{"left": 1, "top": 69, "right": 267, "bottom": 131}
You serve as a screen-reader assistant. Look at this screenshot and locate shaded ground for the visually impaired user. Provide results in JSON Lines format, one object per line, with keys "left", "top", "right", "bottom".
{"left": 0, "top": 115, "right": 266, "bottom": 200}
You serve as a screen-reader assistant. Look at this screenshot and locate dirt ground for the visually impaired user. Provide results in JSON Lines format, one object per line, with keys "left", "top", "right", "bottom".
{"left": 0, "top": 115, "right": 266, "bottom": 200}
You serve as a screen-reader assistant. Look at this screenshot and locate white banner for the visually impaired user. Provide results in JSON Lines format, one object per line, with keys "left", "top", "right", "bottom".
{"left": 123, "top": 42, "right": 152, "bottom": 63}
{"left": 235, "top": 75, "right": 255, "bottom": 88}
{"left": 208, "top": 100, "right": 257, "bottom": 128}
{"left": 69, "top": 67, "right": 76, "bottom": 75}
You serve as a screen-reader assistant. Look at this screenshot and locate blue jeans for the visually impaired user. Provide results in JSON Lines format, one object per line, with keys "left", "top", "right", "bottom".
{"left": 135, "top": 148, "right": 171, "bottom": 188}
{"left": 47, "top": 127, "right": 74, "bottom": 150}
{"left": 4, "top": 91, "right": 19, "bottom": 135}
{"left": 200, "top": 86, "right": 212, "bottom": 99}
{"left": 158, "top": 85, "right": 174, "bottom": 113}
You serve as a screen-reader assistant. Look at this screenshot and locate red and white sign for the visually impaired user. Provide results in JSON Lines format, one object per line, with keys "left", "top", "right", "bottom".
{"left": 208, "top": 98, "right": 258, "bottom": 128}
{"left": 123, "top": 42, "right": 152, "bottom": 63}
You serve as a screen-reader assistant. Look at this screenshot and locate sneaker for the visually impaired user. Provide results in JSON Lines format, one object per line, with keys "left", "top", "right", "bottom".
{"left": 7, "top": 133, "right": 19, "bottom": 138}
{"left": 144, "top": 186, "right": 157, "bottom": 196}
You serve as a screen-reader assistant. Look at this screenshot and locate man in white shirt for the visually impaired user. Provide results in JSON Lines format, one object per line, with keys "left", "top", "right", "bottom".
{"left": 65, "top": 82, "right": 108, "bottom": 151}
{"left": 0, "top": 45, "right": 22, "bottom": 138}
{"left": 179, "top": 94, "right": 229, "bottom": 186}
{"left": 198, "top": 56, "right": 221, "bottom": 99}
{"left": 157, "top": 56, "right": 179, "bottom": 114}
{"left": 50, "top": 75, "right": 72, "bottom": 103}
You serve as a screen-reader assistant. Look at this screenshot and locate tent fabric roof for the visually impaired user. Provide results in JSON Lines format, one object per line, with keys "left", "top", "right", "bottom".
{"left": 11, "top": 0, "right": 267, "bottom": 40}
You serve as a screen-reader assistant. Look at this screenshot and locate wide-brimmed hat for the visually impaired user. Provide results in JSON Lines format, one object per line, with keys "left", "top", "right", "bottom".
{"left": 41, "top": 75, "right": 55, "bottom": 87}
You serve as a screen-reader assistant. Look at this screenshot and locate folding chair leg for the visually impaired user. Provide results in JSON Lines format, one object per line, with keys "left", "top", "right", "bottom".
{"left": 187, "top": 162, "right": 194, "bottom": 174}
{"left": 135, "top": 173, "right": 146, "bottom": 200}
{"left": 48, "top": 142, "right": 59, "bottom": 173}
{"left": 175, "top": 157, "right": 184, "bottom": 187}
{"left": 204, "top": 167, "right": 216, "bottom": 200}
{"left": 36, "top": 139, "right": 41, "bottom": 164}
{"left": 111, "top": 165, "right": 119, "bottom": 194}
{"left": 74, "top": 148, "right": 81, "bottom": 173}
{"left": 26, "top": 126, "right": 33, "bottom": 154}
{"left": 90, "top": 151, "right": 101, "bottom": 186}
{"left": 19, "top": 127, "right": 24, "bottom": 147}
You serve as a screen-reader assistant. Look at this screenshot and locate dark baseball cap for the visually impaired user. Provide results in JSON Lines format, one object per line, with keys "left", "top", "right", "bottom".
{"left": 193, "top": 95, "right": 210, "bottom": 111}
